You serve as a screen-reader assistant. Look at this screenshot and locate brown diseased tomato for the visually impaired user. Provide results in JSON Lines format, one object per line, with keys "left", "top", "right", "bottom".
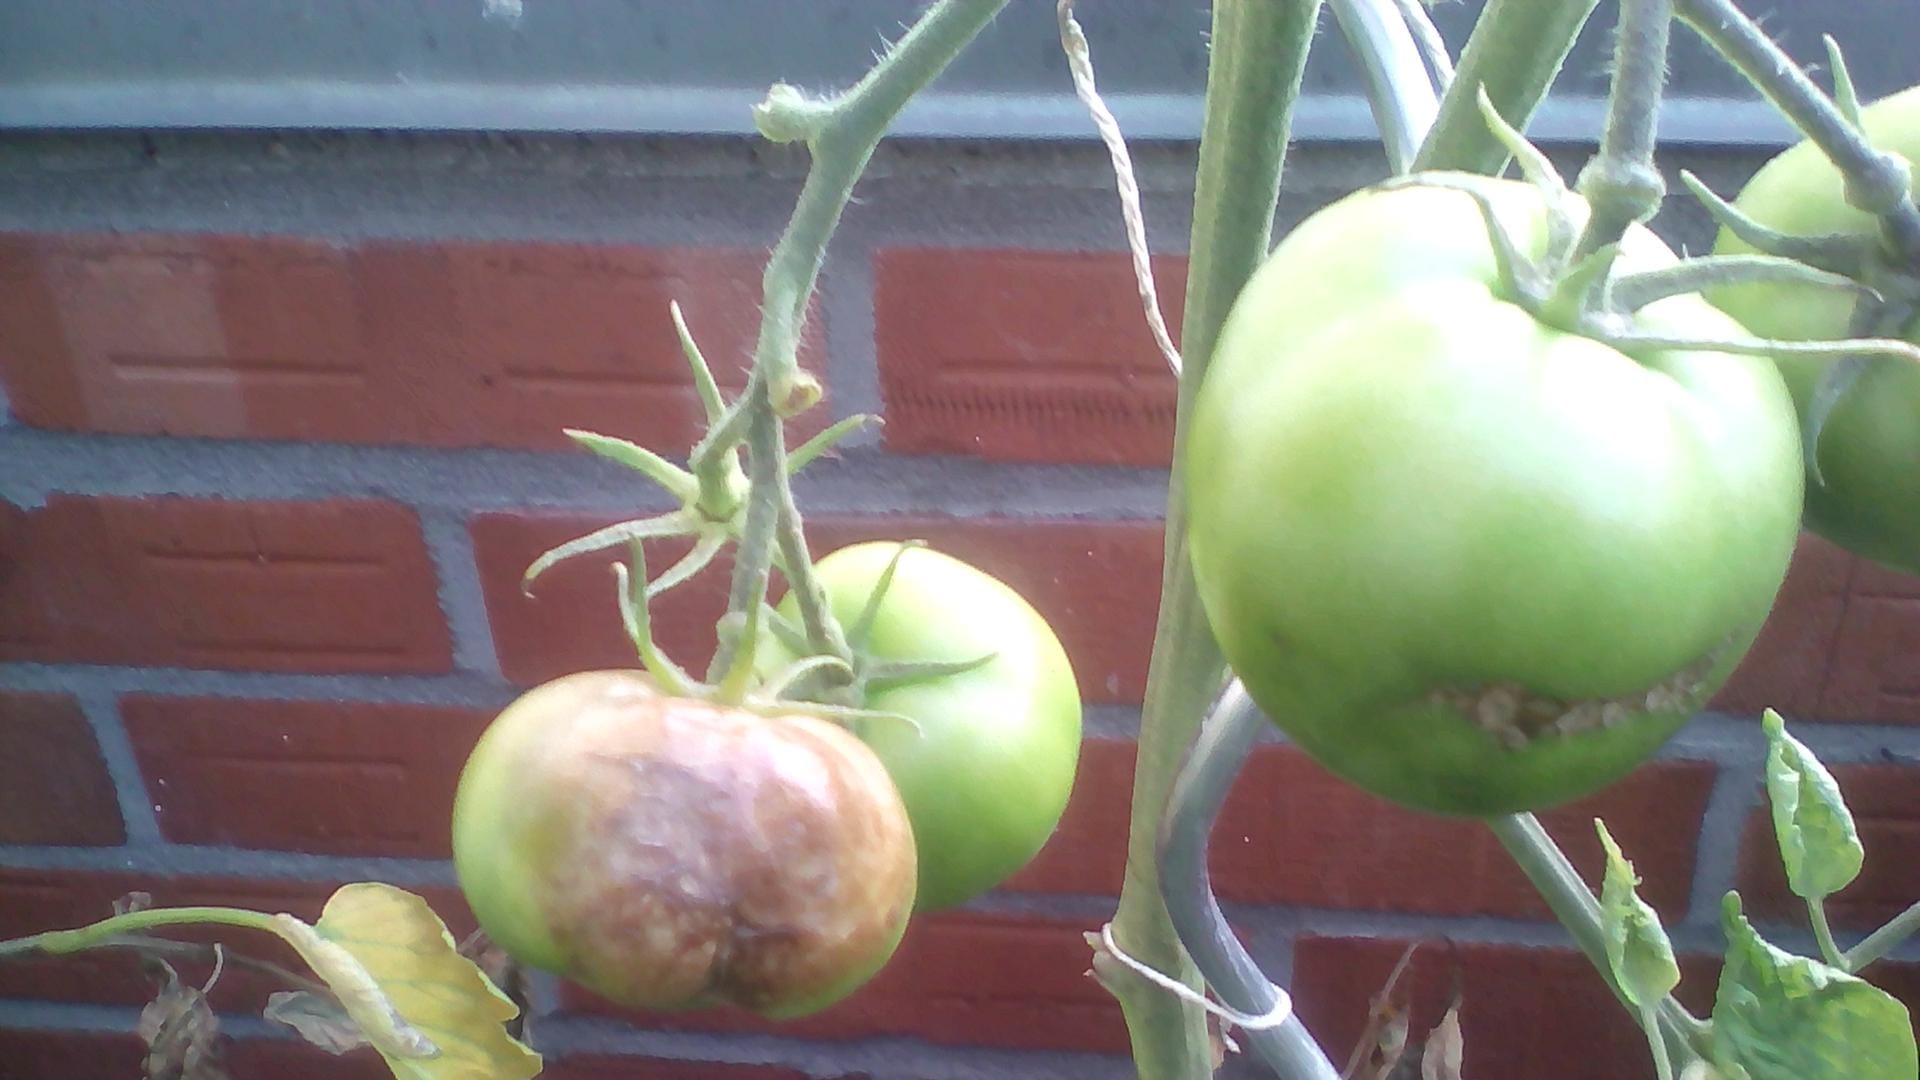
{"left": 451, "top": 671, "right": 917, "bottom": 1018}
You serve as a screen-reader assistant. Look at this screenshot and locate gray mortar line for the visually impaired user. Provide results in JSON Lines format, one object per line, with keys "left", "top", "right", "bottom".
{"left": 525, "top": 1019, "right": 1133, "bottom": 1080}
{"left": 0, "top": 429, "right": 1174, "bottom": 519}
{"left": 416, "top": 505, "right": 505, "bottom": 679}
{"left": 0, "top": 663, "right": 521, "bottom": 708}
{"left": 0, "top": 841, "right": 455, "bottom": 887}
{"left": 69, "top": 685, "right": 165, "bottom": 848}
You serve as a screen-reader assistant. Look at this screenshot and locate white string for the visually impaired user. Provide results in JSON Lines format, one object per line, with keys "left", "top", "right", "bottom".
{"left": 1098, "top": 923, "right": 1294, "bottom": 1031}
{"left": 1057, "top": 0, "right": 1184, "bottom": 377}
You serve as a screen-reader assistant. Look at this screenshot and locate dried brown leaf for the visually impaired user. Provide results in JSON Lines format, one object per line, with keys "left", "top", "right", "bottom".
{"left": 138, "top": 962, "right": 228, "bottom": 1080}
{"left": 265, "top": 990, "right": 372, "bottom": 1056}
{"left": 1420, "top": 997, "right": 1466, "bottom": 1080}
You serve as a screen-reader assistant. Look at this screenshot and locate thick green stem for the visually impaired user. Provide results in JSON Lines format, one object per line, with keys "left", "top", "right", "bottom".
{"left": 1676, "top": 0, "right": 1920, "bottom": 263}
{"left": 0, "top": 907, "right": 282, "bottom": 960}
{"left": 1103, "top": 3, "right": 1320, "bottom": 1078}
{"left": 1848, "top": 900, "right": 1920, "bottom": 972}
{"left": 1413, "top": 0, "right": 1601, "bottom": 175}
{"left": 1488, "top": 815, "right": 1707, "bottom": 1065}
{"left": 1572, "top": 0, "right": 1674, "bottom": 259}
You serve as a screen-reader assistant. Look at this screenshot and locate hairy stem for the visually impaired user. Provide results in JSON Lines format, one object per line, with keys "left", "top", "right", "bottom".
{"left": 714, "top": 0, "right": 1007, "bottom": 676}
{"left": 1102, "top": 3, "right": 1320, "bottom": 1078}
{"left": 1676, "top": 0, "right": 1920, "bottom": 263}
{"left": 1572, "top": 0, "right": 1674, "bottom": 259}
{"left": 1414, "top": 0, "right": 1601, "bottom": 175}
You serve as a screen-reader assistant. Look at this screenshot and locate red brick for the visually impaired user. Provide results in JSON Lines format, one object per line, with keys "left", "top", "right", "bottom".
{"left": 1293, "top": 936, "right": 1721, "bottom": 1080}
{"left": 224, "top": 1037, "right": 395, "bottom": 1080}
{"left": 1713, "top": 532, "right": 1854, "bottom": 717}
{"left": 1736, "top": 762, "right": 1920, "bottom": 929}
{"left": 1005, "top": 740, "right": 1711, "bottom": 918}
{"left": 0, "top": 691, "right": 124, "bottom": 845}
{"left": 1817, "top": 554, "right": 1920, "bottom": 723}
{"left": 545, "top": 1059, "right": 815, "bottom": 1080}
{"left": 122, "top": 695, "right": 492, "bottom": 858}
{"left": 561, "top": 911, "right": 1127, "bottom": 1055}
{"left": 0, "top": 869, "right": 472, "bottom": 1013}
{"left": 0, "top": 232, "right": 824, "bottom": 450}
{"left": 1711, "top": 530, "right": 1920, "bottom": 725}
{"left": 475, "top": 512, "right": 1163, "bottom": 704}
{"left": 0, "top": 1029, "right": 147, "bottom": 1077}
{"left": 0, "top": 495, "right": 450, "bottom": 674}
{"left": 875, "top": 248, "right": 1183, "bottom": 466}
{"left": 0, "top": 1028, "right": 405, "bottom": 1080}
{"left": 1003, "top": 737, "right": 1134, "bottom": 896}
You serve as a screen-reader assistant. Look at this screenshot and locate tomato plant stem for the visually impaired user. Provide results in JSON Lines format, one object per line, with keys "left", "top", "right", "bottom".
{"left": 1847, "top": 899, "right": 1920, "bottom": 972}
{"left": 1808, "top": 898, "right": 1848, "bottom": 971}
{"left": 1676, "top": 0, "right": 1920, "bottom": 263}
{"left": 1413, "top": 0, "right": 1601, "bottom": 175}
{"left": 710, "top": 0, "right": 1008, "bottom": 677}
{"left": 1487, "top": 814, "right": 1708, "bottom": 1064}
{"left": 1158, "top": 684, "right": 1339, "bottom": 1080}
{"left": 1104, "top": 3, "right": 1318, "bottom": 1076}
{"left": 1572, "top": 0, "right": 1674, "bottom": 259}
{"left": 1326, "top": 0, "right": 1441, "bottom": 175}
{"left": 0, "top": 906, "right": 283, "bottom": 960}
{"left": 1641, "top": 1004, "right": 1676, "bottom": 1080}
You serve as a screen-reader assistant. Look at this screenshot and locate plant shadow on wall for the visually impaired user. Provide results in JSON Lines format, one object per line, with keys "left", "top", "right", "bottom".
{"left": 3, "top": 1, "right": 1920, "bottom": 1079}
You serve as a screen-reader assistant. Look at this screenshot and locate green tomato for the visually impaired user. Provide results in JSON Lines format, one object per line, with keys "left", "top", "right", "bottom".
{"left": 771, "top": 543, "right": 1082, "bottom": 911}
{"left": 1708, "top": 85, "right": 1920, "bottom": 574}
{"left": 451, "top": 670, "right": 917, "bottom": 1018}
{"left": 1186, "top": 173, "right": 1803, "bottom": 816}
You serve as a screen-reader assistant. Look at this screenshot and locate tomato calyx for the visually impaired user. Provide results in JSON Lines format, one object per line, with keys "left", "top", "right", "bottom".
{"left": 1680, "top": 168, "right": 1920, "bottom": 484}
{"left": 518, "top": 299, "right": 873, "bottom": 608}
{"left": 1387, "top": 89, "right": 1920, "bottom": 410}
{"left": 761, "top": 540, "right": 997, "bottom": 719}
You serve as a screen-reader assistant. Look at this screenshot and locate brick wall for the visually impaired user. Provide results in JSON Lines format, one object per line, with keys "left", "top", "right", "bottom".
{"left": 0, "top": 131, "right": 1915, "bottom": 1080}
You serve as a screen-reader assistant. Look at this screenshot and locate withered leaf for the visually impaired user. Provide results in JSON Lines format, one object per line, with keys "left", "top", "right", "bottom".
{"left": 265, "top": 990, "right": 372, "bottom": 1056}
{"left": 1420, "top": 998, "right": 1465, "bottom": 1080}
{"left": 138, "top": 961, "right": 228, "bottom": 1080}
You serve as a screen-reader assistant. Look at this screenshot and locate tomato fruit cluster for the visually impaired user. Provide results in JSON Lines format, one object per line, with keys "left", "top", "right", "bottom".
{"left": 1709, "top": 85, "right": 1920, "bottom": 575}
{"left": 769, "top": 542, "right": 1083, "bottom": 912}
{"left": 1186, "top": 174, "right": 1804, "bottom": 816}
{"left": 452, "top": 671, "right": 917, "bottom": 1017}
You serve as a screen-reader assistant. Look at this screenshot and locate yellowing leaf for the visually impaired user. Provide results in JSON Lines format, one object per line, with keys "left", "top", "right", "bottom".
{"left": 273, "top": 884, "right": 540, "bottom": 1080}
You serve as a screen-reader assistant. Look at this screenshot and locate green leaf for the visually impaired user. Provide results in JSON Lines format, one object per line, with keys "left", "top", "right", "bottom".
{"left": 1762, "top": 710, "right": 1863, "bottom": 901}
{"left": 1596, "top": 820, "right": 1681, "bottom": 1009}
{"left": 1712, "top": 893, "right": 1916, "bottom": 1080}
